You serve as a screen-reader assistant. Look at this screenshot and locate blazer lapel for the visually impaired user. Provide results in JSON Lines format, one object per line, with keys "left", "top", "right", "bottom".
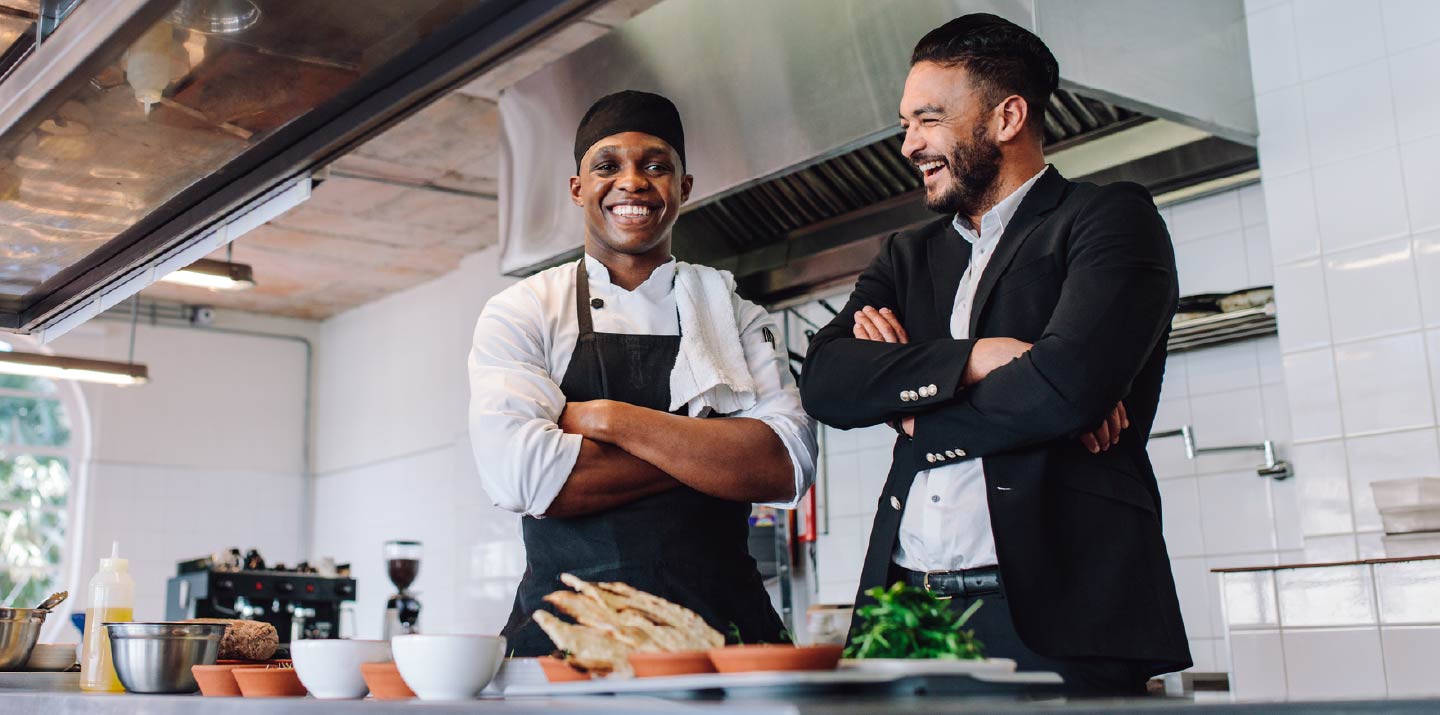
{"left": 968, "top": 167, "right": 1069, "bottom": 337}
{"left": 928, "top": 220, "right": 971, "bottom": 334}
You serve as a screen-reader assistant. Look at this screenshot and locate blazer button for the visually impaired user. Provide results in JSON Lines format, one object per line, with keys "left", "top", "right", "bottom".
{"left": 926, "top": 384, "right": 937, "bottom": 396}
{"left": 945, "top": 450, "right": 956, "bottom": 459}
{"left": 925, "top": 453, "right": 936, "bottom": 463}
{"left": 908, "top": 390, "right": 919, "bottom": 401}
{"left": 890, "top": 496, "right": 902, "bottom": 511}
{"left": 955, "top": 449, "right": 967, "bottom": 458}
{"left": 900, "top": 391, "right": 911, "bottom": 402}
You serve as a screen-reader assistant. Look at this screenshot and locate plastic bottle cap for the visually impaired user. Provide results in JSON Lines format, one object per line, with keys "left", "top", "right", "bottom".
{"left": 99, "top": 540, "right": 128, "bottom": 571}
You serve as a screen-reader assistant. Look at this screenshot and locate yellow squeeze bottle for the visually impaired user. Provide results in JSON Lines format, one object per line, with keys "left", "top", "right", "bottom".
{"left": 79, "top": 542, "right": 134, "bottom": 693}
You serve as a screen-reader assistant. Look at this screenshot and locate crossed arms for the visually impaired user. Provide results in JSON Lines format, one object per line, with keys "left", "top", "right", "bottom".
{"left": 798, "top": 184, "right": 1177, "bottom": 461}
{"left": 467, "top": 281, "right": 816, "bottom": 519}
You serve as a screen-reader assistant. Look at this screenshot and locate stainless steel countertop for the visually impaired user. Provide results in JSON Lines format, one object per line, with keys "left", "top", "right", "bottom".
{"left": 5, "top": 691, "right": 1440, "bottom": 714}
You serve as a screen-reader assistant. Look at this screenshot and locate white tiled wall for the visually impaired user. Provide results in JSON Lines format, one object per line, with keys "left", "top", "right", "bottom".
{"left": 790, "top": 182, "right": 1297, "bottom": 675}
{"left": 1219, "top": 558, "right": 1440, "bottom": 700}
{"left": 1248, "top": 0, "right": 1440, "bottom": 567}
{"left": 310, "top": 245, "right": 526, "bottom": 639}
{"left": 39, "top": 314, "right": 316, "bottom": 640}
{"left": 1220, "top": 0, "right": 1440, "bottom": 700}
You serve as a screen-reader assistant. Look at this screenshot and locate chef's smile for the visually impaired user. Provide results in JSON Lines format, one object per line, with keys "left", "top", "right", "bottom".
{"left": 605, "top": 199, "right": 662, "bottom": 229}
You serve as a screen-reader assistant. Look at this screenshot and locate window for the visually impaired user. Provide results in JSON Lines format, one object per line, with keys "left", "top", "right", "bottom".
{"left": 0, "top": 372, "right": 76, "bottom": 607}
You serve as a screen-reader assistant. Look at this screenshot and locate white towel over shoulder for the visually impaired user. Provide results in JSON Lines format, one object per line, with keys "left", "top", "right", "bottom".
{"left": 669, "top": 263, "right": 757, "bottom": 416}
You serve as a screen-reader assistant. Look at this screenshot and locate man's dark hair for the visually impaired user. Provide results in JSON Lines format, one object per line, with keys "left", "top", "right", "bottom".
{"left": 911, "top": 13, "right": 1059, "bottom": 138}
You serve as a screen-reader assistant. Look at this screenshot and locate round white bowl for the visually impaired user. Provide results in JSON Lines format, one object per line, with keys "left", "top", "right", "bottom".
{"left": 291, "top": 639, "right": 392, "bottom": 699}
{"left": 392, "top": 634, "right": 505, "bottom": 701}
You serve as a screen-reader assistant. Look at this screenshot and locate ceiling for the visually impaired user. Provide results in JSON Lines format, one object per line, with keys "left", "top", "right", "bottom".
{"left": 137, "top": 0, "right": 657, "bottom": 320}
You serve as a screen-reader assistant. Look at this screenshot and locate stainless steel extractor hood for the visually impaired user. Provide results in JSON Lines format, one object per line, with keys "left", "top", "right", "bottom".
{"left": 496, "top": 0, "right": 1258, "bottom": 305}
{"left": 0, "top": 0, "right": 602, "bottom": 338}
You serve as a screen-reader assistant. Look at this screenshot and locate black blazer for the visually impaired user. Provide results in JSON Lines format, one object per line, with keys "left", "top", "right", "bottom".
{"left": 799, "top": 167, "right": 1191, "bottom": 673}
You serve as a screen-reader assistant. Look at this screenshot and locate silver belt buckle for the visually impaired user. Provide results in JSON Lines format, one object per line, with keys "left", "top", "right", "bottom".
{"left": 922, "top": 570, "right": 954, "bottom": 600}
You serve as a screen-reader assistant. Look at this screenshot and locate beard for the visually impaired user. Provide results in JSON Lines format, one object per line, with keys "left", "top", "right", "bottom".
{"left": 921, "top": 119, "right": 1003, "bottom": 217}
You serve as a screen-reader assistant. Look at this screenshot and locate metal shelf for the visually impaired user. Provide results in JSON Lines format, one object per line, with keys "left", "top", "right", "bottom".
{"left": 1168, "top": 302, "right": 1277, "bottom": 354}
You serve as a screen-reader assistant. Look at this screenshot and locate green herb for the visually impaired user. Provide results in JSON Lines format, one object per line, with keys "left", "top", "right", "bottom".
{"left": 843, "top": 582, "right": 985, "bottom": 660}
{"left": 726, "top": 623, "right": 744, "bottom": 645}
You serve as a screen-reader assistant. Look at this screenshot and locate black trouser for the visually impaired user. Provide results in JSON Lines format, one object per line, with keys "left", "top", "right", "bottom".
{"left": 890, "top": 565, "right": 1152, "bottom": 697}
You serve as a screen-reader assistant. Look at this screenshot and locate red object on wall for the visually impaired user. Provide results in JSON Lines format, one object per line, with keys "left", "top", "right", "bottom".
{"left": 797, "top": 486, "right": 817, "bottom": 543}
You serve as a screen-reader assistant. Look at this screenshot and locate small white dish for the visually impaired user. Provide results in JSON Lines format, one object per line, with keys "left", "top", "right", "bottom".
{"left": 291, "top": 639, "right": 392, "bottom": 699}
{"left": 392, "top": 634, "right": 505, "bottom": 701}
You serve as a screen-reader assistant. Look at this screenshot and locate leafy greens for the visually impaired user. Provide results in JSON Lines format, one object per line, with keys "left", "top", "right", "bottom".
{"left": 843, "top": 582, "right": 985, "bottom": 660}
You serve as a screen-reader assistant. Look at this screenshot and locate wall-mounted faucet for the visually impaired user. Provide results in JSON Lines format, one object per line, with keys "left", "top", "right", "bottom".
{"left": 1150, "top": 425, "right": 1291, "bottom": 480}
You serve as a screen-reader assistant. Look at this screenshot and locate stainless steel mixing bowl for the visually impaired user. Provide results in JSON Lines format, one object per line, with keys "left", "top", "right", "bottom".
{"left": 105, "top": 622, "right": 227, "bottom": 693}
{"left": 0, "top": 608, "right": 47, "bottom": 670}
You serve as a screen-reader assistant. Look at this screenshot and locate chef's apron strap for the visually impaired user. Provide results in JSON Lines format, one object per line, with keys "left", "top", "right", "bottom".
{"left": 575, "top": 257, "right": 596, "bottom": 337}
{"left": 573, "top": 258, "right": 610, "bottom": 399}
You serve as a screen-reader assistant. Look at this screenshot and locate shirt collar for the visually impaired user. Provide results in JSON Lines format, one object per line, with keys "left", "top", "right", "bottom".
{"left": 583, "top": 253, "right": 677, "bottom": 301}
{"left": 951, "top": 165, "right": 1050, "bottom": 248}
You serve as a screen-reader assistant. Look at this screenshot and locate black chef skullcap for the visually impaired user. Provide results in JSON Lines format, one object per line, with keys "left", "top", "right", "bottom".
{"left": 573, "top": 90, "right": 686, "bottom": 171}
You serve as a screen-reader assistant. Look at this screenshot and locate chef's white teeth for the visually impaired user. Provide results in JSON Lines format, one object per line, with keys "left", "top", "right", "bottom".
{"left": 918, "top": 161, "right": 944, "bottom": 173}
{"left": 612, "top": 205, "right": 652, "bottom": 217}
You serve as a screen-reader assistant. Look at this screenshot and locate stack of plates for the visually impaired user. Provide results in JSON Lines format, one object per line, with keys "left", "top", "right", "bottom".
{"left": 1373, "top": 478, "right": 1440, "bottom": 557}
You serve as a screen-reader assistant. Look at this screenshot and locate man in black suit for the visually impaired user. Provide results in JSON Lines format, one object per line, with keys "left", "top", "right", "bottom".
{"left": 799, "top": 14, "right": 1190, "bottom": 695}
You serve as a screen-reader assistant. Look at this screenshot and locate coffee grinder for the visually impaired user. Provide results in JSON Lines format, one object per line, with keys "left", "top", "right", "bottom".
{"left": 381, "top": 540, "right": 422, "bottom": 640}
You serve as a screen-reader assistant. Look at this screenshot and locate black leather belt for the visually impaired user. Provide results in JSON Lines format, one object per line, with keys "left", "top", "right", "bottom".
{"left": 898, "top": 565, "right": 1001, "bottom": 599}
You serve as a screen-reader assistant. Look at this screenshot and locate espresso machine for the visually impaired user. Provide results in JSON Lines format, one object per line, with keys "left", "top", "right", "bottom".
{"left": 166, "top": 549, "right": 356, "bottom": 655}
{"left": 382, "top": 540, "right": 421, "bottom": 640}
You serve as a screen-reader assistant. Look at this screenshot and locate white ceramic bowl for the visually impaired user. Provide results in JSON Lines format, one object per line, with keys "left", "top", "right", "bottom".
{"left": 392, "top": 635, "right": 505, "bottom": 701}
{"left": 291, "top": 639, "right": 392, "bottom": 699}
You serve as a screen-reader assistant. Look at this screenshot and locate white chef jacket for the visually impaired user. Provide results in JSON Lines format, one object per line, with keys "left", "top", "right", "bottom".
{"left": 468, "top": 254, "right": 817, "bottom": 517}
{"left": 892, "top": 166, "right": 1049, "bottom": 572}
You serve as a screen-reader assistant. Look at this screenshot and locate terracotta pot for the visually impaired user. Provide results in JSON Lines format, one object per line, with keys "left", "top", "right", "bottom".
{"left": 192, "top": 664, "right": 267, "bottom": 697}
{"left": 359, "top": 662, "right": 415, "bottom": 700}
{"left": 232, "top": 666, "right": 308, "bottom": 698}
{"left": 537, "top": 655, "right": 591, "bottom": 682}
{"left": 707, "top": 644, "right": 844, "bottom": 674}
{"left": 628, "top": 650, "right": 717, "bottom": 678}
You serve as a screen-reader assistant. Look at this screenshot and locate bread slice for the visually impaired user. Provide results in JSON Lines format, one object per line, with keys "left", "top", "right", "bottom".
{"left": 532, "top": 610, "right": 633, "bottom": 676}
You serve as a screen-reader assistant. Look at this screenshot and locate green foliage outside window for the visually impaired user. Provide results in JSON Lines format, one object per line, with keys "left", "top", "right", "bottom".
{"left": 0, "top": 374, "right": 73, "bottom": 608}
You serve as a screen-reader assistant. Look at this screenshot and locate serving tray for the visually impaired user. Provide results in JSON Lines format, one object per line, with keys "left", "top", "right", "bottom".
{"left": 503, "top": 667, "right": 1061, "bottom": 699}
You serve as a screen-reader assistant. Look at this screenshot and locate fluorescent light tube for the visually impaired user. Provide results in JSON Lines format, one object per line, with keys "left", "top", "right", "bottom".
{"left": 158, "top": 258, "right": 256, "bottom": 291}
{"left": 0, "top": 351, "right": 149, "bottom": 386}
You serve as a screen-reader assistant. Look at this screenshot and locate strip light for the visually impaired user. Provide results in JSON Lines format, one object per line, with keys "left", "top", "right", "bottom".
{"left": 158, "top": 258, "right": 256, "bottom": 291}
{"left": 0, "top": 351, "right": 149, "bottom": 386}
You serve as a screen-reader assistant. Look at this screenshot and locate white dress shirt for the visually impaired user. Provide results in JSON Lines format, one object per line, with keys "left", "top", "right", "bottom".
{"left": 469, "top": 254, "right": 818, "bottom": 517}
{"left": 892, "top": 166, "right": 1049, "bottom": 572}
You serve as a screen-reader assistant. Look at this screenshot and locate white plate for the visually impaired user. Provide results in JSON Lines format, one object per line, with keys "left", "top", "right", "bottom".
{"left": 504, "top": 667, "right": 1058, "bottom": 697}
{"left": 839, "top": 657, "right": 1016, "bottom": 675}
{"left": 0, "top": 671, "right": 81, "bottom": 691}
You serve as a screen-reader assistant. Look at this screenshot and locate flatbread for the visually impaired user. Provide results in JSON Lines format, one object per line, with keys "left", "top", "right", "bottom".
{"left": 543, "top": 591, "right": 662, "bottom": 652}
{"left": 532, "top": 610, "right": 633, "bottom": 677}
{"left": 590, "top": 579, "right": 723, "bottom": 650}
{"left": 538, "top": 574, "right": 725, "bottom": 677}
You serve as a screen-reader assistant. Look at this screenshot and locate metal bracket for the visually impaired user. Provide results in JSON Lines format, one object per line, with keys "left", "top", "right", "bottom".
{"left": 1151, "top": 424, "right": 1291, "bottom": 479}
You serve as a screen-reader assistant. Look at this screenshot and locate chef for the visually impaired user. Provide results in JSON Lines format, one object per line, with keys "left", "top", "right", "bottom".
{"left": 468, "top": 91, "right": 817, "bottom": 656}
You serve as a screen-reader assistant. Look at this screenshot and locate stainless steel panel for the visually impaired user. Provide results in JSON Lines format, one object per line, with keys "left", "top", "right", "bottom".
{"left": 496, "top": 0, "right": 1030, "bottom": 274}
{"left": 497, "top": 0, "right": 1258, "bottom": 276}
{"left": 1035, "top": 0, "right": 1255, "bottom": 144}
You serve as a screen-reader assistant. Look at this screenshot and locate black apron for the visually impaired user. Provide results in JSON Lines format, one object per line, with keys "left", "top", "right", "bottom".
{"left": 500, "top": 260, "right": 786, "bottom": 656}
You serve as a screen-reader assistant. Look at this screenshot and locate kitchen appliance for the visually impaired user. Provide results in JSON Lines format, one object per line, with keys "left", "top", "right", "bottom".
{"left": 382, "top": 540, "right": 422, "bottom": 641}
{"left": 165, "top": 550, "right": 356, "bottom": 654}
{"left": 104, "top": 622, "right": 227, "bottom": 694}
